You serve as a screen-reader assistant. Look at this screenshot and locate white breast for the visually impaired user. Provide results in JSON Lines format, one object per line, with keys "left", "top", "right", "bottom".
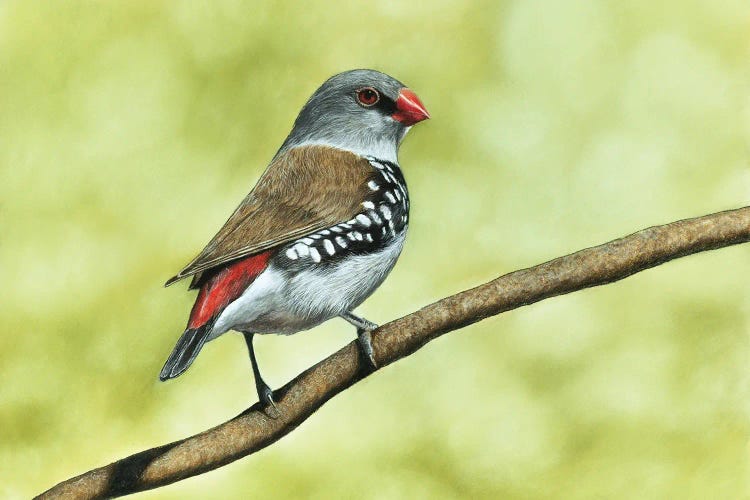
{"left": 210, "top": 231, "right": 406, "bottom": 338}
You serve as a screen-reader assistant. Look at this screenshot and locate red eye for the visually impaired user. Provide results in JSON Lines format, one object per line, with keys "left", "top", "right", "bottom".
{"left": 356, "top": 87, "right": 380, "bottom": 107}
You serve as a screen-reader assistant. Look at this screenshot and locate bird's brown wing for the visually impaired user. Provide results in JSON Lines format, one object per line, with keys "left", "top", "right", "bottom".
{"left": 165, "top": 145, "right": 376, "bottom": 288}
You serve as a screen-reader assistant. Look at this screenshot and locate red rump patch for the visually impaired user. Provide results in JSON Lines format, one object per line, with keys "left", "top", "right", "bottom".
{"left": 188, "top": 251, "right": 272, "bottom": 329}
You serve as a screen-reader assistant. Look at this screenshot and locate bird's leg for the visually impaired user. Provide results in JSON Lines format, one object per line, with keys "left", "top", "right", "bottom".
{"left": 340, "top": 311, "right": 378, "bottom": 369}
{"left": 242, "top": 332, "right": 278, "bottom": 416}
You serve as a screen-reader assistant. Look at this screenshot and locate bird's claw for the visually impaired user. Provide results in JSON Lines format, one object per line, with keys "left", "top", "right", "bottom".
{"left": 357, "top": 328, "right": 377, "bottom": 369}
{"left": 257, "top": 382, "right": 280, "bottom": 419}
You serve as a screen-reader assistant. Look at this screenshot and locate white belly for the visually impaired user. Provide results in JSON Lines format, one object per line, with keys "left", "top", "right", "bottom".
{"left": 210, "top": 231, "right": 406, "bottom": 338}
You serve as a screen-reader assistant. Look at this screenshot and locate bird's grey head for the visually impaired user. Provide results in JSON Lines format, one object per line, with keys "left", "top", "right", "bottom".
{"left": 278, "top": 69, "right": 429, "bottom": 162}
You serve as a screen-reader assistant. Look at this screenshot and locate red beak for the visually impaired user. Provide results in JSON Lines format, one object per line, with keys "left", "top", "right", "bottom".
{"left": 392, "top": 88, "right": 430, "bottom": 126}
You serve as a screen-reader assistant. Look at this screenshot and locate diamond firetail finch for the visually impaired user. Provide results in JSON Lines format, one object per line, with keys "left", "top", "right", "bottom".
{"left": 160, "top": 69, "right": 429, "bottom": 411}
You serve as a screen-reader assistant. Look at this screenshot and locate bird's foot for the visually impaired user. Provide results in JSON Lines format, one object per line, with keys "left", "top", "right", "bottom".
{"left": 340, "top": 312, "right": 378, "bottom": 370}
{"left": 357, "top": 327, "right": 378, "bottom": 370}
{"left": 256, "top": 380, "right": 280, "bottom": 419}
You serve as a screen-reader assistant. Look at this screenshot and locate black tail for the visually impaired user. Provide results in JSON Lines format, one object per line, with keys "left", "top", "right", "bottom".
{"left": 159, "top": 320, "right": 215, "bottom": 381}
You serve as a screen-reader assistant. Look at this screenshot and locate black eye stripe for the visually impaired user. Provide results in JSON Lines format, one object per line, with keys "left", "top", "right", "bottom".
{"left": 354, "top": 87, "right": 397, "bottom": 115}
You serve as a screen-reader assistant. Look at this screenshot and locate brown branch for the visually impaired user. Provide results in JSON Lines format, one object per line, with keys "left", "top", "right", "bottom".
{"left": 38, "top": 206, "right": 750, "bottom": 499}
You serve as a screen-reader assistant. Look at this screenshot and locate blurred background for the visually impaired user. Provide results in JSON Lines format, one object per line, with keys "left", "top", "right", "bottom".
{"left": 2, "top": 0, "right": 749, "bottom": 498}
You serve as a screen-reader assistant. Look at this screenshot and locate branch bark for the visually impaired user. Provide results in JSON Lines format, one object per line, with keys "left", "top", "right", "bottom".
{"left": 38, "top": 207, "right": 750, "bottom": 499}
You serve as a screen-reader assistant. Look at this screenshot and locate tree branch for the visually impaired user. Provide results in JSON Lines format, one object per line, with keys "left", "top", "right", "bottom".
{"left": 38, "top": 207, "right": 750, "bottom": 499}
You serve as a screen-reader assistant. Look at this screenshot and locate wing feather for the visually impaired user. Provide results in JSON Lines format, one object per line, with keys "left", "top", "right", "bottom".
{"left": 165, "top": 145, "right": 375, "bottom": 287}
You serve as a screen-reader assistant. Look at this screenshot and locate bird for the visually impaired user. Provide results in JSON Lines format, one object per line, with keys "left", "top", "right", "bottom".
{"left": 159, "top": 69, "right": 429, "bottom": 412}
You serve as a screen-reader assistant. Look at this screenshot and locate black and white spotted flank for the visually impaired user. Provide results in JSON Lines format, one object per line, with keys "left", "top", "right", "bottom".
{"left": 276, "top": 156, "right": 409, "bottom": 268}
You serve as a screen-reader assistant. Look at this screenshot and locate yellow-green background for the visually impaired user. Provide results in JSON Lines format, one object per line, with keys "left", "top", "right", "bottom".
{"left": 2, "top": 1, "right": 749, "bottom": 498}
